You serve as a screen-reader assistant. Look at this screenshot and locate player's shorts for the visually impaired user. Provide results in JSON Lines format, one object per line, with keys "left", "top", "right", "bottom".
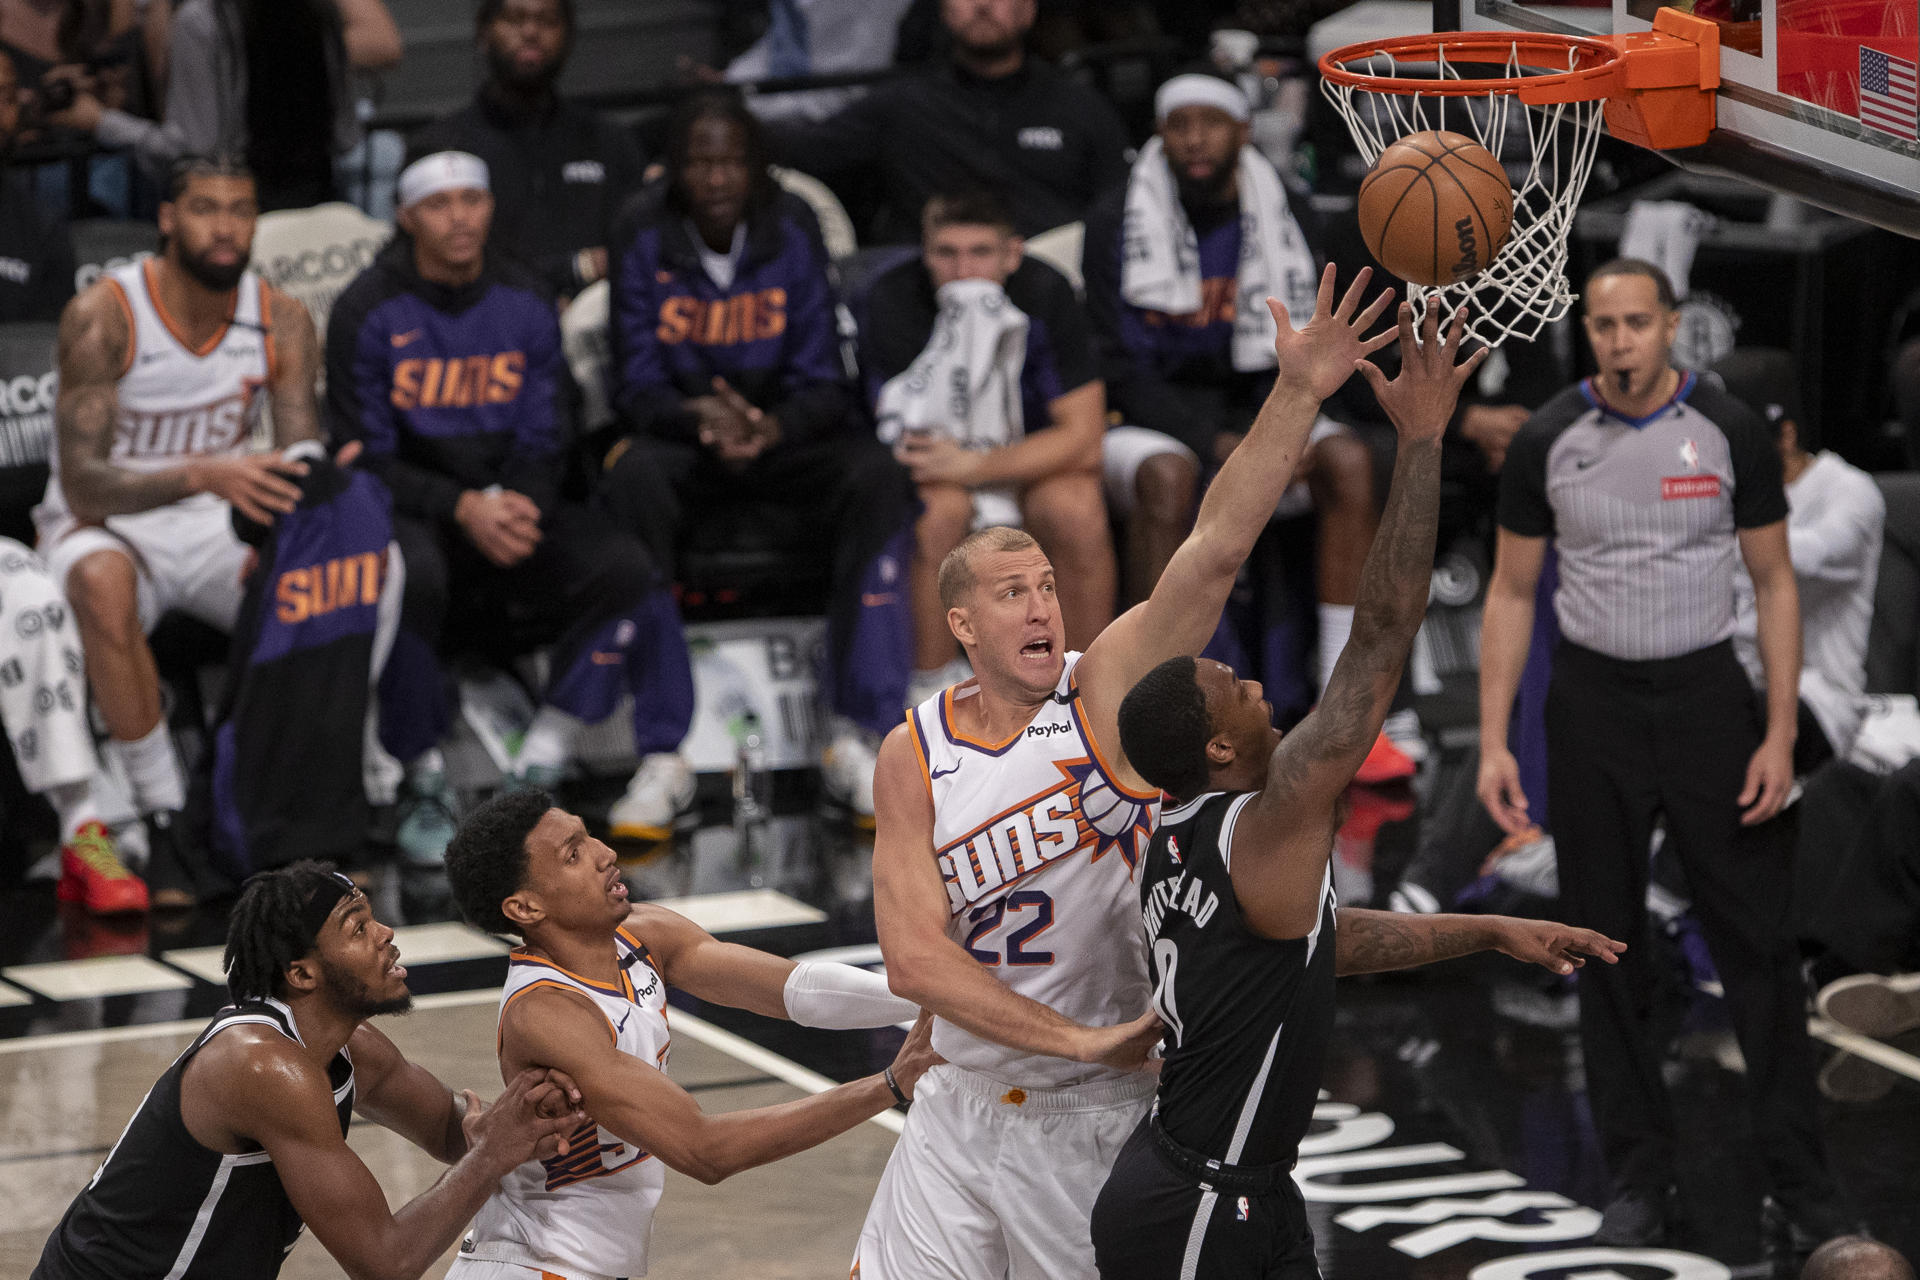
{"left": 851, "top": 1063, "right": 1154, "bottom": 1280}
{"left": 1090, "top": 1113, "right": 1320, "bottom": 1280}
{"left": 1101, "top": 419, "right": 1348, "bottom": 521}
{"left": 36, "top": 496, "right": 248, "bottom": 633}
{"left": 446, "top": 1253, "right": 628, "bottom": 1280}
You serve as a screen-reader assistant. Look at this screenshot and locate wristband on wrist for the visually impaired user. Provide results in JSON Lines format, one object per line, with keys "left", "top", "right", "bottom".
{"left": 883, "top": 1066, "right": 909, "bottom": 1107}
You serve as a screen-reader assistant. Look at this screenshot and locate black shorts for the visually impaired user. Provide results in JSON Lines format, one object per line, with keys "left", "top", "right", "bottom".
{"left": 1091, "top": 1116, "right": 1321, "bottom": 1280}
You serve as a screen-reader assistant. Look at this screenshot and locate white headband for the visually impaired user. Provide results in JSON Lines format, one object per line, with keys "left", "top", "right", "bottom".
{"left": 398, "top": 151, "right": 490, "bottom": 208}
{"left": 1154, "top": 74, "right": 1251, "bottom": 124}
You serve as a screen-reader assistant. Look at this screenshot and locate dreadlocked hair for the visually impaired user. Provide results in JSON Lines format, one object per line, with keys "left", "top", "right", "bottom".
{"left": 445, "top": 788, "right": 554, "bottom": 938}
{"left": 224, "top": 860, "right": 346, "bottom": 1004}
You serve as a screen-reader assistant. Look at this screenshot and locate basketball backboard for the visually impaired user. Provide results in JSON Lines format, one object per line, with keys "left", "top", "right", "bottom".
{"left": 1441, "top": 0, "right": 1920, "bottom": 235}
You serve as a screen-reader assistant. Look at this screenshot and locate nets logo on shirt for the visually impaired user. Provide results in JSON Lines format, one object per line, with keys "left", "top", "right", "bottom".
{"left": 390, "top": 353, "right": 526, "bottom": 410}
{"left": 655, "top": 288, "right": 787, "bottom": 346}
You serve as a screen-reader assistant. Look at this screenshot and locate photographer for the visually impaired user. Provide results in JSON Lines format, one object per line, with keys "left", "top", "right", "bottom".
{"left": 41, "top": 0, "right": 401, "bottom": 211}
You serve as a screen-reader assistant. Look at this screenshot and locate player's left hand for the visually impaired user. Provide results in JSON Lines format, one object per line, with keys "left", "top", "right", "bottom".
{"left": 1355, "top": 301, "right": 1489, "bottom": 444}
{"left": 894, "top": 433, "right": 983, "bottom": 487}
{"left": 1739, "top": 734, "right": 1795, "bottom": 825}
{"left": 1489, "top": 918, "right": 1625, "bottom": 975}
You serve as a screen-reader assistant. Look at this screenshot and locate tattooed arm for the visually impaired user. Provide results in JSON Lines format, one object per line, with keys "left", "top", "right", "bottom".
{"left": 1334, "top": 908, "right": 1625, "bottom": 977}
{"left": 56, "top": 284, "right": 314, "bottom": 526}
{"left": 1227, "top": 303, "right": 1484, "bottom": 939}
{"left": 264, "top": 287, "right": 324, "bottom": 450}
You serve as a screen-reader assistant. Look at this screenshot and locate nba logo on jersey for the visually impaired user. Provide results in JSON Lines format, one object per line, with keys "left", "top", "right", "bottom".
{"left": 1236, "top": 1196, "right": 1250, "bottom": 1221}
{"left": 1167, "top": 836, "right": 1182, "bottom": 864}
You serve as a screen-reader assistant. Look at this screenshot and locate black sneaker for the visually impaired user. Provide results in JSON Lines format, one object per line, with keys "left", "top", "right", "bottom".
{"left": 1594, "top": 1186, "right": 1676, "bottom": 1247}
{"left": 142, "top": 811, "right": 198, "bottom": 911}
{"left": 1761, "top": 1195, "right": 1867, "bottom": 1275}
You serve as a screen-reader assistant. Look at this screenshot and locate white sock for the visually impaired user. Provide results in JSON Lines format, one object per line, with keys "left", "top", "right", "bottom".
{"left": 409, "top": 747, "right": 447, "bottom": 780}
{"left": 108, "top": 722, "right": 185, "bottom": 814}
{"left": 518, "top": 706, "right": 584, "bottom": 773}
{"left": 1317, "top": 602, "right": 1355, "bottom": 696}
{"left": 45, "top": 780, "right": 99, "bottom": 840}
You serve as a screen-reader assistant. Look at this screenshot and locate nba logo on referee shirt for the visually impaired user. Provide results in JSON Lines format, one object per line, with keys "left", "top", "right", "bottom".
{"left": 1679, "top": 437, "right": 1700, "bottom": 471}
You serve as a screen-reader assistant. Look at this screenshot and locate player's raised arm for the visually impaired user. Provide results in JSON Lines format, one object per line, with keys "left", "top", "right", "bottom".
{"left": 870, "top": 725, "right": 1164, "bottom": 1069}
{"left": 1229, "top": 302, "right": 1480, "bottom": 937}
{"left": 627, "top": 902, "right": 918, "bottom": 1029}
{"left": 501, "top": 983, "right": 940, "bottom": 1186}
{"left": 1075, "top": 266, "right": 1395, "bottom": 772}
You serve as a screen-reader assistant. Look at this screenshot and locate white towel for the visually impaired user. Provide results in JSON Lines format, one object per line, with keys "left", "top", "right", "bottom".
{"left": 1619, "top": 199, "right": 1714, "bottom": 299}
{"left": 1119, "top": 137, "right": 1318, "bottom": 372}
{"left": 876, "top": 278, "right": 1028, "bottom": 527}
{"left": 875, "top": 277, "right": 1029, "bottom": 450}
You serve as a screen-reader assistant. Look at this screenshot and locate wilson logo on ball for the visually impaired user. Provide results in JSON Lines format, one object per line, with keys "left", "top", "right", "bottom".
{"left": 1357, "top": 130, "right": 1514, "bottom": 287}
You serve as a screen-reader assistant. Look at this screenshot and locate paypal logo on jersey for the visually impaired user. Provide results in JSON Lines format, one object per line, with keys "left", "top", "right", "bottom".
{"left": 1026, "top": 722, "right": 1070, "bottom": 739}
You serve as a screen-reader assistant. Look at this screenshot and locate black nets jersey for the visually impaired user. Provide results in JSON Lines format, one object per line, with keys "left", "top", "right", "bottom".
{"left": 33, "top": 998, "right": 354, "bottom": 1280}
{"left": 1143, "top": 790, "right": 1337, "bottom": 1169}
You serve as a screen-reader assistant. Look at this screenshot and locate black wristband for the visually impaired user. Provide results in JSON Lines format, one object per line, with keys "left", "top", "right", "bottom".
{"left": 883, "top": 1066, "right": 909, "bottom": 1107}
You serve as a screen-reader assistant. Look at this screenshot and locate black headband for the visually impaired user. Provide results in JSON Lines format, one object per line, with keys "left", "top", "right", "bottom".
{"left": 299, "top": 871, "right": 361, "bottom": 945}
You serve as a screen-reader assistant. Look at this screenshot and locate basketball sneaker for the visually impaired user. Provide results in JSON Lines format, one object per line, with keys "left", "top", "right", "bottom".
{"left": 822, "top": 726, "right": 879, "bottom": 828}
{"left": 1817, "top": 972, "right": 1920, "bottom": 1042}
{"left": 56, "top": 820, "right": 150, "bottom": 916}
{"left": 396, "top": 769, "right": 459, "bottom": 868}
{"left": 608, "top": 753, "right": 696, "bottom": 842}
{"left": 1353, "top": 731, "right": 1417, "bottom": 785}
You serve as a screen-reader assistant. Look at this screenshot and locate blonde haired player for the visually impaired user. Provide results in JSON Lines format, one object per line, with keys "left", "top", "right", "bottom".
{"left": 857, "top": 264, "right": 1398, "bottom": 1279}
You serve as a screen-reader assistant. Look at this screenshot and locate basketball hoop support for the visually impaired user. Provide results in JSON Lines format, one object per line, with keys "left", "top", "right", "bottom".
{"left": 1522, "top": 10, "right": 1721, "bottom": 150}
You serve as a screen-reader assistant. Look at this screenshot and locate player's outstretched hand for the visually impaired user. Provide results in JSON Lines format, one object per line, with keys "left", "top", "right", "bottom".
{"left": 1488, "top": 918, "right": 1625, "bottom": 976}
{"left": 1355, "top": 301, "right": 1489, "bottom": 445}
{"left": 1081, "top": 1009, "right": 1166, "bottom": 1074}
{"left": 463, "top": 1068, "right": 588, "bottom": 1174}
{"left": 885, "top": 1011, "right": 944, "bottom": 1102}
{"left": 1269, "top": 264, "right": 1397, "bottom": 401}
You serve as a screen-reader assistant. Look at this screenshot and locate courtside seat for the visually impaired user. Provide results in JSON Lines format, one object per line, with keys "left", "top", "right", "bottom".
{"left": 0, "top": 322, "right": 59, "bottom": 546}
{"left": 249, "top": 203, "right": 393, "bottom": 344}
{"left": 67, "top": 220, "right": 157, "bottom": 296}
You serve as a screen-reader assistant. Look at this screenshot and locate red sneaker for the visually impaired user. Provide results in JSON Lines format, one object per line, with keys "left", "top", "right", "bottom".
{"left": 1353, "top": 731, "right": 1416, "bottom": 785}
{"left": 56, "top": 820, "right": 150, "bottom": 915}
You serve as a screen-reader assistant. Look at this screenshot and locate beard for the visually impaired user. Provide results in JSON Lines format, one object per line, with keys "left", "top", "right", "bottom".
{"left": 1174, "top": 164, "right": 1238, "bottom": 212}
{"left": 321, "top": 959, "right": 413, "bottom": 1019}
{"left": 487, "top": 43, "right": 562, "bottom": 95}
{"left": 175, "top": 243, "right": 249, "bottom": 293}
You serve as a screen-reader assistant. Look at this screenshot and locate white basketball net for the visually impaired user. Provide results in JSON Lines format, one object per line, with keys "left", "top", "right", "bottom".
{"left": 1322, "top": 43, "right": 1607, "bottom": 347}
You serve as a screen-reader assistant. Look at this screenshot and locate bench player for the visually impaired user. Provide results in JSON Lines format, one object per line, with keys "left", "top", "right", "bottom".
{"left": 442, "top": 789, "right": 941, "bottom": 1280}
{"left": 1092, "top": 304, "right": 1623, "bottom": 1277}
{"left": 855, "top": 265, "right": 1399, "bottom": 1279}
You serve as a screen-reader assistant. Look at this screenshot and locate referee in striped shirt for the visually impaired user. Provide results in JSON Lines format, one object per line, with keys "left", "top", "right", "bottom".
{"left": 1475, "top": 259, "right": 1844, "bottom": 1259}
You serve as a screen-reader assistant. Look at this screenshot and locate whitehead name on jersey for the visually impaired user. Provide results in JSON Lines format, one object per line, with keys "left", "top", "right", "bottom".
{"left": 461, "top": 929, "right": 671, "bottom": 1278}
{"left": 907, "top": 651, "right": 1160, "bottom": 1088}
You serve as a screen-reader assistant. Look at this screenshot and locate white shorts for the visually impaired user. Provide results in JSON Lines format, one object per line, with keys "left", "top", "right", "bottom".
{"left": 38, "top": 496, "right": 249, "bottom": 633}
{"left": 1101, "top": 418, "right": 1347, "bottom": 520}
{"left": 446, "top": 1253, "right": 626, "bottom": 1280}
{"left": 1101, "top": 426, "right": 1197, "bottom": 518}
{"left": 852, "top": 1064, "right": 1154, "bottom": 1280}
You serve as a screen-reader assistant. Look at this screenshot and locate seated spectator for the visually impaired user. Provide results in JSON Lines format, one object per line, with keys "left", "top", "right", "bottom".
{"left": 1719, "top": 348, "right": 1885, "bottom": 770}
{"left": 1802, "top": 1237, "right": 1915, "bottom": 1280}
{"left": 411, "top": 0, "right": 645, "bottom": 303}
{"left": 328, "top": 150, "right": 697, "bottom": 860}
{"left": 1083, "top": 71, "right": 1410, "bottom": 774}
{"left": 41, "top": 155, "right": 324, "bottom": 907}
{"left": 769, "top": 0, "right": 1129, "bottom": 241}
{"left": 47, "top": 0, "right": 402, "bottom": 211}
{"left": 0, "top": 539, "right": 144, "bottom": 912}
{"left": 863, "top": 189, "right": 1115, "bottom": 704}
{"left": 0, "top": 48, "right": 74, "bottom": 323}
{"left": 600, "top": 90, "right": 909, "bottom": 823}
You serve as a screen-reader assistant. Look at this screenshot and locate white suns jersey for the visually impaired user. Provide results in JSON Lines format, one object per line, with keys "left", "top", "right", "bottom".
{"left": 461, "top": 929, "right": 671, "bottom": 1278}
{"left": 39, "top": 257, "right": 271, "bottom": 528}
{"left": 907, "top": 651, "right": 1160, "bottom": 1088}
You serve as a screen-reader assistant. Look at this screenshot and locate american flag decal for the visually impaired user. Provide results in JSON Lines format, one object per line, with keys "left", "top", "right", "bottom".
{"left": 1859, "top": 46, "right": 1918, "bottom": 141}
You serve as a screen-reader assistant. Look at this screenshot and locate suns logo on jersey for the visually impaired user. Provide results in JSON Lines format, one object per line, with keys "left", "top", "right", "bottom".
{"left": 933, "top": 755, "right": 1154, "bottom": 914}
{"left": 655, "top": 288, "right": 788, "bottom": 346}
{"left": 390, "top": 353, "right": 525, "bottom": 410}
{"left": 112, "top": 381, "right": 264, "bottom": 460}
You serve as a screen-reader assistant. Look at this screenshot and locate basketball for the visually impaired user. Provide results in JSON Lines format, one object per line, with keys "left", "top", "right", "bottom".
{"left": 1357, "top": 130, "right": 1515, "bottom": 286}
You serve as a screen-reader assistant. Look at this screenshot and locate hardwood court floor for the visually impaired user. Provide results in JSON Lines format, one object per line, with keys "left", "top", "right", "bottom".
{"left": 0, "top": 999, "right": 900, "bottom": 1280}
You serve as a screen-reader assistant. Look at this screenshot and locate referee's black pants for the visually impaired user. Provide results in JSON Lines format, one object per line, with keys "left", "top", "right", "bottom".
{"left": 1545, "top": 639, "right": 1834, "bottom": 1213}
